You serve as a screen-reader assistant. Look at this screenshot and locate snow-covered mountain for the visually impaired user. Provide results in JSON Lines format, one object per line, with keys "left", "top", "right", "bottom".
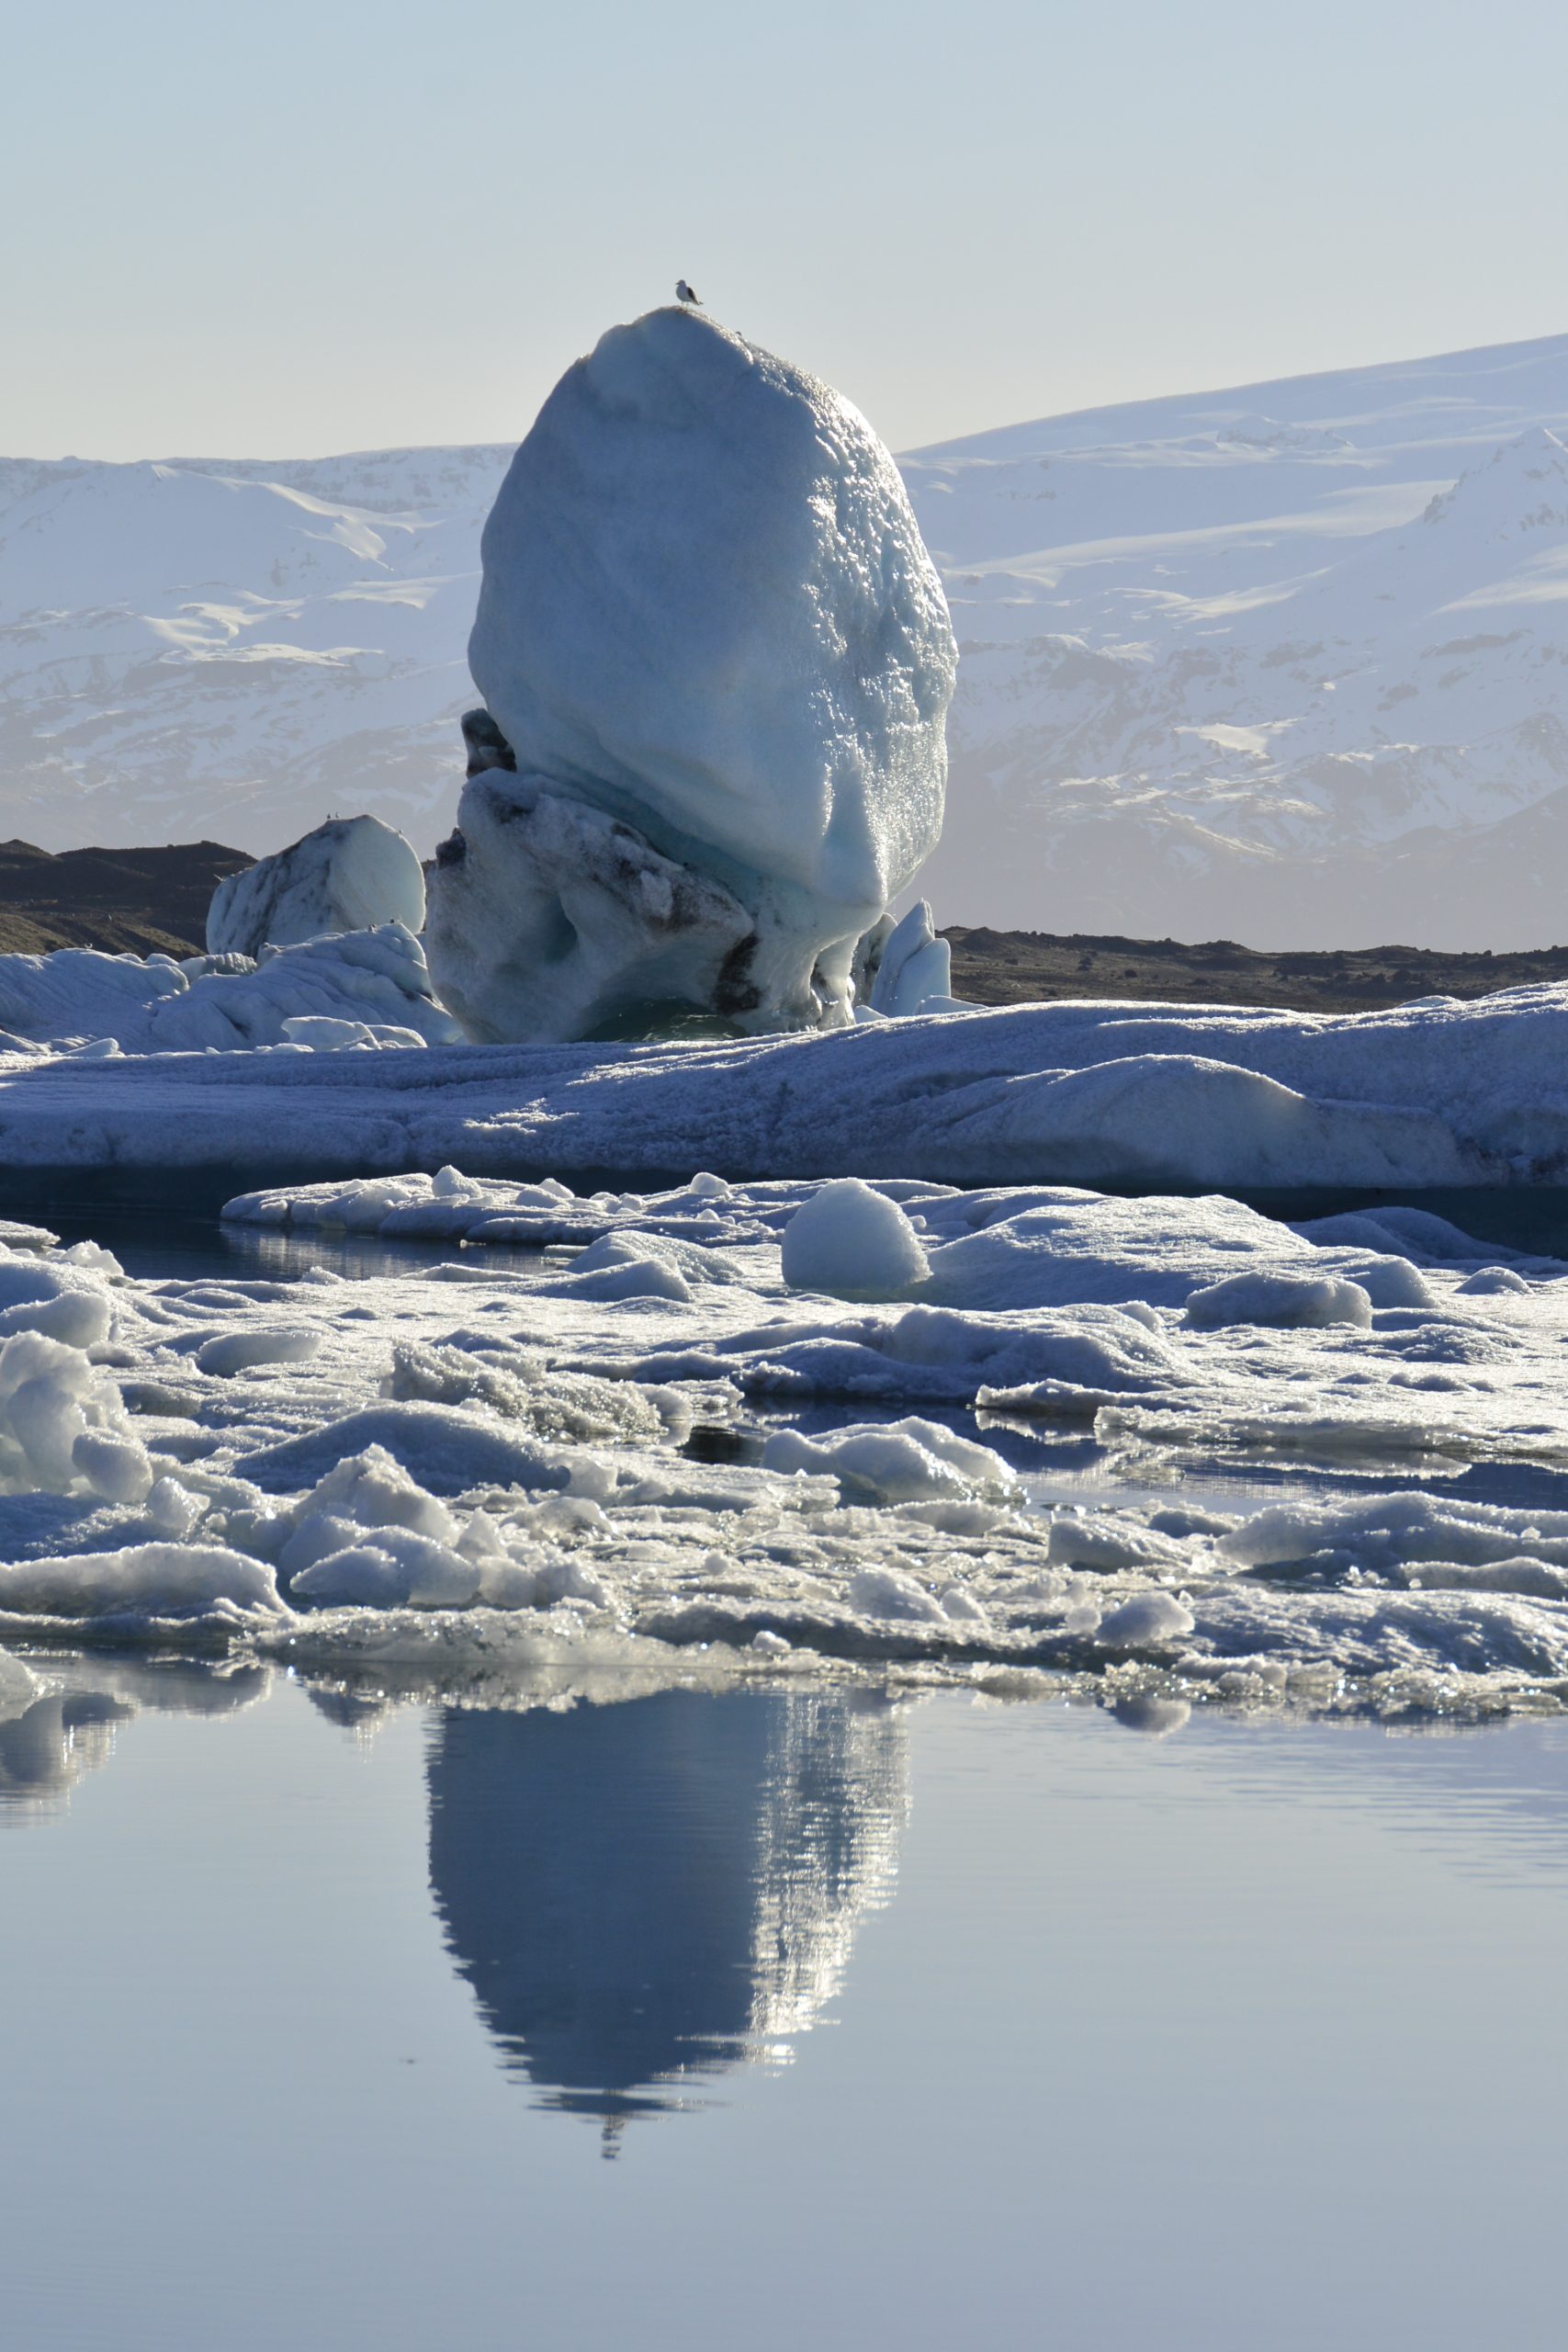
{"left": 0, "top": 446, "right": 511, "bottom": 856}
{"left": 4, "top": 331, "right": 1568, "bottom": 945}
{"left": 905, "top": 334, "right": 1568, "bottom": 947}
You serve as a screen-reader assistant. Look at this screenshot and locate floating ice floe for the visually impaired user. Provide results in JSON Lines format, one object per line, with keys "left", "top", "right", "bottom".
{"left": 7, "top": 985, "right": 1568, "bottom": 1188}
{"left": 0, "top": 1177, "right": 1564, "bottom": 1715}
{"left": 426, "top": 305, "right": 956, "bottom": 1042}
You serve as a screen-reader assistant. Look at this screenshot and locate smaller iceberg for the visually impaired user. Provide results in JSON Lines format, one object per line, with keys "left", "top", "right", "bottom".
{"left": 207, "top": 815, "right": 426, "bottom": 956}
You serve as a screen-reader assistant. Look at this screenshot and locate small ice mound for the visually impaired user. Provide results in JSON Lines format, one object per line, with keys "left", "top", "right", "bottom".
{"left": 197, "top": 1328, "right": 323, "bottom": 1377}
{"left": 145, "top": 1476, "right": 206, "bottom": 1539}
{"left": 0, "top": 1645, "right": 43, "bottom": 1721}
{"left": 848, "top": 1566, "right": 948, "bottom": 1623}
{"left": 1219, "top": 1490, "right": 1568, "bottom": 1586}
{"left": 781, "top": 1181, "right": 930, "bottom": 1302}
{"left": 1183, "top": 1270, "right": 1372, "bottom": 1330}
{"left": 0, "top": 1255, "right": 114, "bottom": 1351}
{"left": 1327, "top": 1254, "right": 1435, "bottom": 1309}
{"left": 0, "top": 1544, "right": 285, "bottom": 1624}
{"left": 207, "top": 815, "right": 426, "bottom": 956}
{"left": 538, "top": 1232, "right": 695, "bottom": 1304}
{"left": 1096, "top": 1591, "right": 1195, "bottom": 1647}
{"left": 1457, "top": 1266, "right": 1532, "bottom": 1295}
{"left": 385, "top": 1339, "right": 673, "bottom": 1448}
{"left": 237, "top": 1403, "right": 577, "bottom": 1498}
{"left": 280, "top": 1015, "right": 427, "bottom": 1053}
{"left": 761, "top": 1417, "right": 1016, "bottom": 1505}
{"left": 0, "top": 1329, "right": 150, "bottom": 1500}
{"left": 476, "top": 1551, "right": 614, "bottom": 1612}
{"left": 273, "top": 1444, "right": 461, "bottom": 1561}
{"left": 1047, "top": 1511, "right": 1190, "bottom": 1574}
{"left": 292, "top": 1527, "right": 481, "bottom": 1611}
{"left": 71, "top": 1430, "right": 153, "bottom": 1506}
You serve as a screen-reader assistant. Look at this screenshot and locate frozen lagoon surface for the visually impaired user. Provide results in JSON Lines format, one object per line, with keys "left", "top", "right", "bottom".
{"left": 7, "top": 1668, "right": 1568, "bottom": 2350}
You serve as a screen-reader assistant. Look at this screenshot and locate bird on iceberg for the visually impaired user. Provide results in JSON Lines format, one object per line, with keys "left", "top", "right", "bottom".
{"left": 676, "top": 278, "right": 701, "bottom": 306}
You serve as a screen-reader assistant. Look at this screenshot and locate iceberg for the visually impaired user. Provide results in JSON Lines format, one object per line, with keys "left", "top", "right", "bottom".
{"left": 207, "top": 815, "right": 426, "bottom": 956}
{"left": 427, "top": 305, "right": 956, "bottom": 1042}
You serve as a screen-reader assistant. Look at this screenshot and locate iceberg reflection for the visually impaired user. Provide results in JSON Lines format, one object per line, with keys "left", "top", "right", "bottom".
{"left": 426, "top": 1686, "right": 908, "bottom": 2140}
{"left": 0, "top": 1658, "right": 271, "bottom": 1807}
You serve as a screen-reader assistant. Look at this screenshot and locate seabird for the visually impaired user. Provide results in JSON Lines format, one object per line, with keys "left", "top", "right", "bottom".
{"left": 676, "top": 278, "right": 701, "bottom": 306}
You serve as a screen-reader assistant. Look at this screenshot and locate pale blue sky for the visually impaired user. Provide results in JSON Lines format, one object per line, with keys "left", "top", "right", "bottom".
{"left": 6, "top": 0, "right": 1565, "bottom": 461}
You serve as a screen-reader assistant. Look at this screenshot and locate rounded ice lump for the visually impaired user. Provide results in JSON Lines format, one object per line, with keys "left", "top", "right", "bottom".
{"left": 429, "top": 305, "right": 957, "bottom": 1042}
{"left": 207, "top": 815, "right": 425, "bottom": 957}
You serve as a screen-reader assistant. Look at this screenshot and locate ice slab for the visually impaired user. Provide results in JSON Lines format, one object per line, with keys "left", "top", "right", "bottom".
{"left": 6, "top": 986, "right": 1568, "bottom": 1190}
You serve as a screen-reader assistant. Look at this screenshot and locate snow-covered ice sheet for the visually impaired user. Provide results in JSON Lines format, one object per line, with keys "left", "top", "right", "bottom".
{"left": 6, "top": 985, "right": 1568, "bottom": 1189}
{"left": 2, "top": 1173, "right": 1568, "bottom": 1718}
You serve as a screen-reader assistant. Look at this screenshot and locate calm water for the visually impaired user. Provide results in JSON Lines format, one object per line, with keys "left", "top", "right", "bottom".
{"left": 3, "top": 1668, "right": 1568, "bottom": 2349}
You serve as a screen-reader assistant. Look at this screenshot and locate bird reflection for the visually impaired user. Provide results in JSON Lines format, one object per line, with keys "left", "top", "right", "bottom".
{"left": 426, "top": 1687, "right": 908, "bottom": 2143}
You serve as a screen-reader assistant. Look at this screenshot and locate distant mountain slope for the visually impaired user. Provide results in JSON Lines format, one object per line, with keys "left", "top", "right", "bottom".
{"left": 0, "top": 446, "right": 510, "bottom": 856}
{"left": 902, "top": 334, "right": 1568, "bottom": 946}
{"left": 4, "top": 332, "right": 1568, "bottom": 944}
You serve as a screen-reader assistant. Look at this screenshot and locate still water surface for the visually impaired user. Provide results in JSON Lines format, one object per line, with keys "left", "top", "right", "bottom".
{"left": 3, "top": 1668, "right": 1566, "bottom": 2349}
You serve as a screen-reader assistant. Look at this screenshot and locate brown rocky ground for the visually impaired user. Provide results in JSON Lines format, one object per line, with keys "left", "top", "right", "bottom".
{"left": 0, "top": 840, "right": 252, "bottom": 958}
{"left": 943, "top": 925, "right": 1568, "bottom": 1013}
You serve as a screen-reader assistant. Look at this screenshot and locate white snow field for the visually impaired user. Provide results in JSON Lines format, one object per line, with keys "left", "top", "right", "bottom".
{"left": 5, "top": 332, "right": 1568, "bottom": 946}
{"left": 0, "top": 1176, "right": 1566, "bottom": 1714}
{"left": 3, "top": 985, "right": 1568, "bottom": 1190}
{"left": 432, "top": 307, "right": 954, "bottom": 1041}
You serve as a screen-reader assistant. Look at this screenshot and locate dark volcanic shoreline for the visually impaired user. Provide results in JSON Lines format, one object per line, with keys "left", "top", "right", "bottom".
{"left": 944, "top": 924, "right": 1568, "bottom": 1014}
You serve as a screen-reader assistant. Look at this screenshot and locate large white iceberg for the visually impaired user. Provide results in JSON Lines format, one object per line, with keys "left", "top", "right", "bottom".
{"left": 427, "top": 305, "right": 956, "bottom": 1042}
{"left": 207, "top": 815, "right": 426, "bottom": 956}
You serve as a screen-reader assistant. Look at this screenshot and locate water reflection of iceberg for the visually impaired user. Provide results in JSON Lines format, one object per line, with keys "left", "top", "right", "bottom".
{"left": 426, "top": 1688, "right": 908, "bottom": 2135}
{"left": 0, "top": 1659, "right": 270, "bottom": 1807}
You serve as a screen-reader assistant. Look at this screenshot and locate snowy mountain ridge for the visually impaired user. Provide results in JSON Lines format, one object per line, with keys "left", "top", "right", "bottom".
{"left": 5, "top": 330, "right": 1568, "bottom": 946}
